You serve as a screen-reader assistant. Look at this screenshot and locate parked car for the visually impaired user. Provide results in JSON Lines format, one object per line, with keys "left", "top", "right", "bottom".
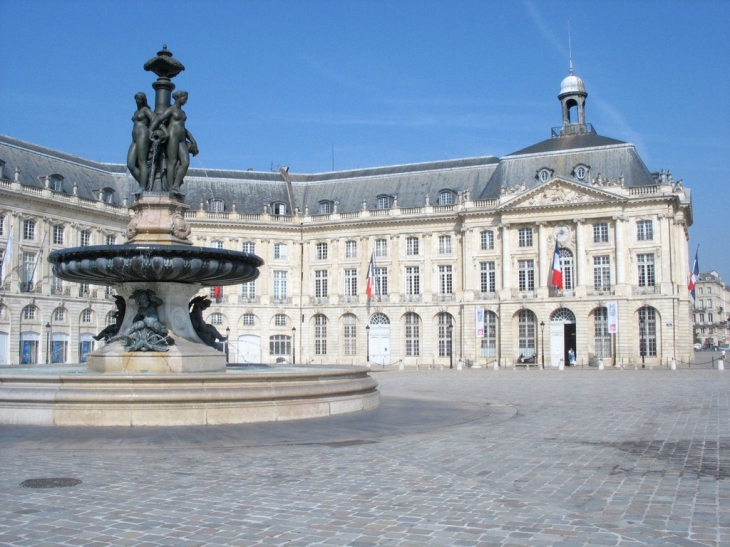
{"left": 694, "top": 343, "right": 702, "bottom": 351}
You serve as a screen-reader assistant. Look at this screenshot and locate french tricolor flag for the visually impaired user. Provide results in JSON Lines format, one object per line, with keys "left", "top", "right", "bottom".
{"left": 366, "top": 253, "right": 375, "bottom": 298}
{"left": 688, "top": 250, "right": 699, "bottom": 300}
{"left": 551, "top": 240, "right": 563, "bottom": 289}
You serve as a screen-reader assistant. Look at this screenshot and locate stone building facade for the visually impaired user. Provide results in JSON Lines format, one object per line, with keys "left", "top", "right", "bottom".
{"left": 0, "top": 70, "right": 694, "bottom": 367}
{"left": 693, "top": 271, "right": 730, "bottom": 348}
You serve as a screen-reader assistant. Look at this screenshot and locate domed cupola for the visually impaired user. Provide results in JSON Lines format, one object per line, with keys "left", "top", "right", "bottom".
{"left": 557, "top": 60, "right": 589, "bottom": 135}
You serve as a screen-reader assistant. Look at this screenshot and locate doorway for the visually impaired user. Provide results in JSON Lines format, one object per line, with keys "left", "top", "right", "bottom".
{"left": 549, "top": 308, "right": 576, "bottom": 367}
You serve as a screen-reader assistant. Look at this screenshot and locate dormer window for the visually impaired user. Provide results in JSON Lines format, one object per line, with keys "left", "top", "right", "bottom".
{"left": 0, "top": 161, "right": 5, "bottom": 180}
{"left": 537, "top": 168, "right": 553, "bottom": 182}
{"left": 102, "top": 187, "right": 115, "bottom": 204}
{"left": 318, "top": 201, "right": 333, "bottom": 215}
{"left": 49, "top": 175, "right": 64, "bottom": 192}
{"left": 210, "top": 199, "right": 225, "bottom": 213}
{"left": 377, "top": 195, "right": 391, "bottom": 210}
{"left": 271, "top": 202, "right": 287, "bottom": 215}
{"left": 438, "top": 189, "right": 455, "bottom": 205}
{"left": 573, "top": 164, "right": 589, "bottom": 181}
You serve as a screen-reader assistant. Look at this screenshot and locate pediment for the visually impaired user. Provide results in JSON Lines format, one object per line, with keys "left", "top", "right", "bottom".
{"left": 501, "top": 178, "right": 625, "bottom": 209}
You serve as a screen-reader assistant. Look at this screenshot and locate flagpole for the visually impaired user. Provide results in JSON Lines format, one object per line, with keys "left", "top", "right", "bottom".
{"left": 28, "top": 230, "right": 47, "bottom": 292}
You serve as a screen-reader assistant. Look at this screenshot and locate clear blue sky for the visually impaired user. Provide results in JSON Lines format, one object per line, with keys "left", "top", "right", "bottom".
{"left": 2, "top": 1, "right": 729, "bottom": 281}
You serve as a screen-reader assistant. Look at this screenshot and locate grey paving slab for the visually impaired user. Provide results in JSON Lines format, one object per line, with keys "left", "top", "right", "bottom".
{"left": 0, "top": 368, "right": 728, "bottom": 546}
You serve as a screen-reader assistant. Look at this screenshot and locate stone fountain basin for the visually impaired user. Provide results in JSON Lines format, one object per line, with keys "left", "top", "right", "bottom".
{"left": 0, "top": 365, "right": 380, "bottom": 426}
{"left": 48, "top": 245, "right": 263, "bottom": 286}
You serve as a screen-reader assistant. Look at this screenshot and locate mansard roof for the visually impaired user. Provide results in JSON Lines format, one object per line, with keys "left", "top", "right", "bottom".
{"left": 0, "top": 135, "right": 135, "bottom": 205}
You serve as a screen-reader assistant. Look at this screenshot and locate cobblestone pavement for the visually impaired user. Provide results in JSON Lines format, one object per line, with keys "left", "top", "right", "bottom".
{"left": 0, "top": 367, "right": 728, "bottom": 546}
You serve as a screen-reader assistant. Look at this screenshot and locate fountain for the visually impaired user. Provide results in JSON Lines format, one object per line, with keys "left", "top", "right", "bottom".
{"left": 0, "top": 47, "right": 379, "bottom": 426}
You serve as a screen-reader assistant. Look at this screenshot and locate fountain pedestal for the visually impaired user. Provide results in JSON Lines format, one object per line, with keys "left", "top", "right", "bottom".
{"left": 87, "top": 282, "right": 225, "bottom": 374}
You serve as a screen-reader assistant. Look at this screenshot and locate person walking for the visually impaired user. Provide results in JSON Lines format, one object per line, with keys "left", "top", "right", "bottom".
{"left": 568, "top": 348, "right": 576, "bottom": 367}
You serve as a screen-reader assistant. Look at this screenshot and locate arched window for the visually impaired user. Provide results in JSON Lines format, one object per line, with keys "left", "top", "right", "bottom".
{"left": 343, "top": 314, "right": 357, "bottom": 356}
{"left": 518, "top": 310, "right": 536, "bottom": 358}
{"left": 22, "top": 305, "right": 36, "bottom": 320}
{"left": 271, "top": 202, "right": 287, "bottom": 215}
{"left": 210, "top": 313, "right": 224, "bottom": 325}
{"left": 481, "top": 311, "right": 498, "bottom": 358}
{"left": 405, "top": 312, "right": 420, "bottom": 356}
{"left": 81, "top": 309, "right": 93, "bottom": 323}
{"left": 105, "top": 311, "right": 116, "bottom": 325}
{"left": 376, "top": 195, "right": 391, "bottom": 210}
{"left": 438, "top": 190, "right": 454, "bottom": 205}
{"left": 318, "top": 201, "right": 333, "bottom": 215}
{"left": 559, "top": 248, "right": 574, "bottom": 290}
{"left": 594, "top": 307, "right": 611, "bottom": 359}
{"left": 638, "top": 306, "right": 658, "bottom": 358}
{"left": 437, "top": 312, "right": 453, "bottom": 357}
{"left": 53, "top": 307, "right": 66, "bottom": 322}
{"left": 274, "top": 314, "right": 287, "bottom": 327}
{"left": 242, "top": 313, "right": 255, "bottom": 326}
{"left": 550, "top": 308, "right": 576, "bottom": 323}
{"left": 370, "top": 313, "right": 390, "bottom": 325}
{"left": 538, "top": 168, "right": 552, "bottom": 182}
{"left": 314, "top": 314, "right": 327, "bottom": 355}
{"left": 49, "top": 174, "right": 64, "bottom": 192}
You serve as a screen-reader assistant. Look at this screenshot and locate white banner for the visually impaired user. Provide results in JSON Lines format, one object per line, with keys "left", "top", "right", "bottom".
{"left": 607, "top": 301, "right": 619, "bottom": 333}
{"left": 475, "top": 308, "right": 485, "bottom": 338}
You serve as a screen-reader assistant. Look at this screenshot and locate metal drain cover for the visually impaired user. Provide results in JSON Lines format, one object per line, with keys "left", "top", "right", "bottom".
{"left": 20, "top": 478, "right": 82, "bottom": 489}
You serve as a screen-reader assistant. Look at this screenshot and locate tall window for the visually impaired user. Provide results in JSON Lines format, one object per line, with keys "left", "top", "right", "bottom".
{"left": 106, "top": 234, "right": 116, "bottom": 246}
{"left": 241, "top": 280, "right": 256, "bottom": 298}
{"left": 274, "top": 243, "right": 288, "bottom": 259}
{"left": 594, "top": 307, "right": 611, "bottom": 358}
{"left": 49, "top": 175, "right": 63, "bottom": 192}
{"left": 80, "top": 230, "right": 91, "bottom": 246}
{"left": 438, "top": 265, "right": 453, "bottom": 295}
{"left": 23, "top": 219, "right": 35, "bottom": 241}
{"left": 269, "top": 335, "right": 291, "bottom": 355}
{"left": 438, "top": 235, "right": 452, "bottom": 254}
{"left": 637, "top": 220, "right": 653, "bottom": 241}
{"left": 211, "top": 240, "right": 224, "bottom": 249}
{"left": 344, "top": 268, "right": 357, "bottom": 297}
{"left": 0, "top": 215, "right": 4, "bottom": 236}
{"left": 405, "top": 266, "right": 420, "bottom": 295}
{"left": 518, "top": 310, "right": 536, "bottom": 358}
{"left": 53, "top": 225, "right": 64, "bottom": 245}
{"left": 315, "top": 270, "right": 328, "bottom": 297}
{"left": 316, "top": 242, "right": 328, "bottom": 260}
{"left": 518, "top": 227, "right": 533, "bottom": 247}
{"left": 480, "top": 262, "right": 496, "bottom": 293}
{"left": 273, "top": 271, "right": 287, "bottom": 299}
{"left": 22, "top": 252, "right": 35, "bottom": 289}
{"left": 518, "top": 259, "right": 535, "bottom": 291}
{"left": 481, "top": 311, "right": 497, "bottom": 358}
{"left": 242, "top": 241, "right": 255, "bottom": 254}
{"left": 405, "top": 312, "right": 420, "bottom": 356}
{"left": 345, "top": 240, "right": 357, "bottom": 258}
{"left": 406, "top": 236, "right": 419, "bottom": 255}
{"left": 637, "top": 253, "right": 655, "bottom": 287}
{"left": 374, "top": 267, "right": 388, "bottom": 295}
{"left": 708, "top": 312, "right": 714, "bottom": 323}
{"left": 274, "top": 314, "right": 287, "bottom": 326}
{"left": 593, "top": 256, "right": 611, "bottom": 291}
{"left": 271, "top": 202, "right": 287, "bottom": 215}
{"left": 593, "top": 223, "right": 609, "bottom": 243}
{"left": 480, "top": 230, "right": 494, "bottom": 250}
{"left": 437, "top": 313, "right": 453, "bottom": 357}
{"left": 559, "top": 249, "right": 574, "bottom": 290}
{"left": 638, "top": 307, "right": 657, "bottom": 357}
{"left": 314, "top": 314, "right": 327, "bottom": 355}
{"left": 81, "top": 309, "right": 93, "bottom": 323}
{"left": 375, "top": 239, "right": 387, "bottom": 258}
{"left": 343, "top": 314, "right": 357, "bottom": 356}
{"left": 243, "top": 313, "right": 255, "bottom": 326}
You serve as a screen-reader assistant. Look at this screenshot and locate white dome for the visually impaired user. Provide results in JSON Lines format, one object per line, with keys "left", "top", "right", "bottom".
{"left": 560, "top": 73, "right": 586, "bottom": 96}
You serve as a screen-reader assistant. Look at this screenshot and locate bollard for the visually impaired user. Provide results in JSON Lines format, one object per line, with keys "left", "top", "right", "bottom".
{"left": 719, "top": 359, "right": 725, "bottom": 371}
{"left": 399, "top": 361, "right": 404, "bottom": 371}
{"left": 493, "top": 360, "right": 499, "bottom": 371}
{"left": 558, "top": 359, "right": 564, "bottom": 371}
{"left": 598, "top": 359, "right": 604, "bottom": 370}
{"left": 457, "top": 359, "right": 463, "bottom": 371}
{"left": 670, "top": 358, "right": 676, "bottom": 370}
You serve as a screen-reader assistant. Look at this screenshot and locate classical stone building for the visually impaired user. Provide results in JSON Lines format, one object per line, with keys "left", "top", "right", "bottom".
{"left": 693, "top": 271, "right": 730, "bottom": 348}
{"left": 0, "top": 70, "right": 694, "bottom": 367}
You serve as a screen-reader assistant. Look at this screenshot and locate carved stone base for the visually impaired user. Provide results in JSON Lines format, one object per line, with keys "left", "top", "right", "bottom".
{"left": 86, "top": 282, "right": 226, "bottom": 374}
{"left": 127, "top": 193, "right": 192, "bottom": 245}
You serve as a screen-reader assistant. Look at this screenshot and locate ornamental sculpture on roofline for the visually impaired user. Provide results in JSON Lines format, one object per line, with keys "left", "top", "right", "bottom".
{"left": 127, "top": 45, "right": 198, "bottom": 197}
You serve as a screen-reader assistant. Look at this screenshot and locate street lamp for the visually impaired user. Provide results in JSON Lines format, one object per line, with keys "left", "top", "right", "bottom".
{"left": 448, "top": 323, "right": 454, "bottom": 369}
{"left": 540, "top": 321, "right": 545, "bottom": 369}
{"left": 225, "top": 326, "right": 230, "bottom": 364}
{"left": 639, "top": 317, "right": 646, "bottom": 368}
{"left": 291, "top": 327, "right": 296, "bottom": 364}
{"left": 366, "top": 325, "right": 370, "bottom": 364}
{"left": 45, "top": 322, "right": 51, "bottom": 364}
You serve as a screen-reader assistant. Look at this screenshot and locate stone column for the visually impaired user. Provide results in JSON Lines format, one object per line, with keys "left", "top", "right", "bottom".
{"left": 614, "top": 217, "right": 626, "bottom": 286}
{"left": 574, "top": 218, "right": 585, "bottom": 289}
{"left": 501, "top": 224, "right": 511, "bottom": 291}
